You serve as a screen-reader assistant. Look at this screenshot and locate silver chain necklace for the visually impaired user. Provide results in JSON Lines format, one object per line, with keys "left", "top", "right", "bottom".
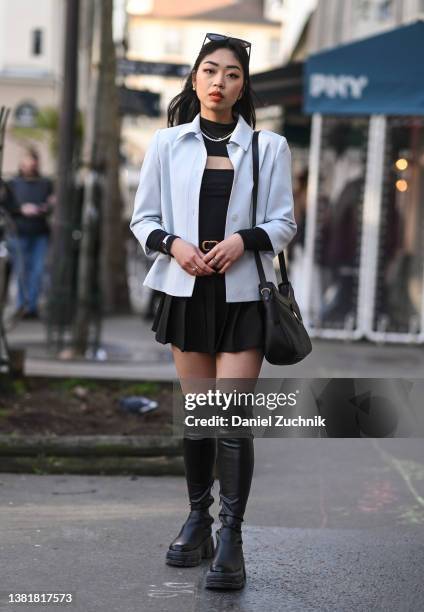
{"left": 200, "top": 115, "right": 236, "bottom": 141}
{"left": 200, "top": 128, "right": 235, "bottom": 142}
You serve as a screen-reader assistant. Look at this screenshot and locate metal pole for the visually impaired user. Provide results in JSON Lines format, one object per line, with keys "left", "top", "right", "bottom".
{"left": 358, "top": 115, "right": 386, "bottom": 337}
{"left": 302, "top": 113, "right": 322, "bottom": 329}
{"left": 0, "top": 107, "right": 10, "bottom": 173}
{"left": 48, "top": 0, "right": 80, "bottom": 345}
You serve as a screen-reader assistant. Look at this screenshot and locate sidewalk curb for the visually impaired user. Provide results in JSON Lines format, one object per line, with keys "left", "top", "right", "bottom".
{"left": 0, "top": 435, "right": 184, "bottom": 475}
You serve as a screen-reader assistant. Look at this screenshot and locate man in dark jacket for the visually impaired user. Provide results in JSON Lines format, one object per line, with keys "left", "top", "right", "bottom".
{"left": 0, "top": 178, "right": 19, "bottom": 307}
{"left": 7, "top": 149, "right": 55, "bottom": 318}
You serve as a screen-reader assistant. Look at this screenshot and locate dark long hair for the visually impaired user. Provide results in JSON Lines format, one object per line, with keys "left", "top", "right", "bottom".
{"left": 167, "top": 38, "right": 257, "bottom": 128}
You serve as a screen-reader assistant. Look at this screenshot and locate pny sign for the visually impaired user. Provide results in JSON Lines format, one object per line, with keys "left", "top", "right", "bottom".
{"left": 310, "top": 73, "right": 369, "bottom": 100}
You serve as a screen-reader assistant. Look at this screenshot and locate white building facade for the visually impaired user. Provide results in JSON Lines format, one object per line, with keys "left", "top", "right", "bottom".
{"left": 123, "top": 0, "right": 284, "bottom": 164}
{"left": 308, "top": 0, "right": 424, "bottom": 52}
{"left": 0, "top": 0, "right": 64, "bottom": 176}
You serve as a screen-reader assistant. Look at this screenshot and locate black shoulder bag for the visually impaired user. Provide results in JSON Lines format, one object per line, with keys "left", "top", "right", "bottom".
{"left": 252, "top": 130, "right": 312, "bottom": 365}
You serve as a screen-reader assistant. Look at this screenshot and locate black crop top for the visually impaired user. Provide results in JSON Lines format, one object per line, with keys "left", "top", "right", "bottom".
{"left": 146, "top": 115, "right": 273, "bottom": 255}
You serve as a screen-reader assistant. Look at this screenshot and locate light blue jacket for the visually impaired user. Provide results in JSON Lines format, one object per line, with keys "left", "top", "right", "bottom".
{"left": 130, "top": 111, "right": 297, "bottom": 302}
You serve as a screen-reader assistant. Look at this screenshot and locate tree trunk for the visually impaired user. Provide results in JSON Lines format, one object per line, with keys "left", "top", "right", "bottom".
{"left": 73, "top": 0, "right": 129, "bottom": 355}
{"left": 97, "top": 0, "right": 129, "bottom": 314}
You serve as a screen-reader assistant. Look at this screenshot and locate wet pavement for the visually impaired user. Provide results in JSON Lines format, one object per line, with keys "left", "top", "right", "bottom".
{"left": 6, "top": 314, "right": 424, "bottom": 380}
{"left": 1, "top": 438, "right": 423, "bottom": 611}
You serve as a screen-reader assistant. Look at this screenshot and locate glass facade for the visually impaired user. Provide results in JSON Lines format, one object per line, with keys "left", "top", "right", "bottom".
{"left": 308, "top": 116, "right": 368, "bottom": 331}
{"left": 373, "top": 117, "right": 424, "bottom": 334}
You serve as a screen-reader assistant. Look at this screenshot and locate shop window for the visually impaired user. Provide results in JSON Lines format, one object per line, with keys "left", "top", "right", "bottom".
{"left": 269, "top": 37, "right": 280, "bottom": 62}
{"left": 373, "top": 117, "right": 424, "bottom": 334}
{"left": 164, "top": 30, "right": 182, "bottom": 55}
{"left": 31, "top": 29, "right": 43, "bottom": 56}
{"left": 307, "top": 117, "right": 368, "bottom": 331}
{"left": 357, "top": 0, "right": 371, "bottom": 20}
{"left": 355, "top": 0, "right": 393, "bottom": 22}
{"left": 377, "top": 0, "right": 393, "bottom": 20}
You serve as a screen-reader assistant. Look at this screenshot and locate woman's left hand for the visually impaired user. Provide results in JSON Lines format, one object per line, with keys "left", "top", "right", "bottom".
{"left": 202, "top": 233, "right": 245, "bottom": 274}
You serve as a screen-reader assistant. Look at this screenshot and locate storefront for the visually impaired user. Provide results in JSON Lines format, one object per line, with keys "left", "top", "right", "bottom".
{"left": 301, "top": 20, "right": 424, "bottom": 344}
{"left": 251, "top": 60, "right": 311, "bottom": 148}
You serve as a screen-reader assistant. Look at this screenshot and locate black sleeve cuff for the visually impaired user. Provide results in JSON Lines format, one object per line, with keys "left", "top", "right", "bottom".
{"left": 165, "top": 235, "right": 179, "bottom": 257}
{"left": 235, "top": 228, "right": 274, "bottom": 251}
{"left": 146, "top": 229, "right": 179, "bottom": 257}
{"left": 146, "top": 229, "right": 168, "bottom": 252}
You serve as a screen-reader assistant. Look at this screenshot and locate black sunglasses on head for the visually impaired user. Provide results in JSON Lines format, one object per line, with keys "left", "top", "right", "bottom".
{"left": 201, "top": 32, "right": 251, "bottom": 61}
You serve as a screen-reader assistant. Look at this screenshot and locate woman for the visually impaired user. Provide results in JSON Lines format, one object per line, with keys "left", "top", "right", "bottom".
{"left": 130, "top": 33, "right": 297, "bottom": 590}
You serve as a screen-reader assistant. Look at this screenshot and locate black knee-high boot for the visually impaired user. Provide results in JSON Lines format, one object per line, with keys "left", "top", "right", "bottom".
{"left": 206, "top": 435, "right": 254, "bottom": 589}
{"left": 166, "top": 437, "right": 217, "bottom": 567}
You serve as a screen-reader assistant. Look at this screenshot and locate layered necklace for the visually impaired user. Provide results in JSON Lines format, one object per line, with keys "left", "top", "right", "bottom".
{"left": 200, "top": 117, "right": 237, "bottom": 142}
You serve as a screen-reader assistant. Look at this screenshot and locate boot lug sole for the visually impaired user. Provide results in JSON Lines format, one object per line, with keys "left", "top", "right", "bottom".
{"left": 205, "top": 566, "right": 246, "bottom": 590}
{"left": 166, "top": 535, "right": 215, "bottom": 567}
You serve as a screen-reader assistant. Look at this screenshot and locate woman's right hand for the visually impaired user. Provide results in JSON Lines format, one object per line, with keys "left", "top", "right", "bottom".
{"left": 170, "top": 238, "right": 215, "bottom": 276}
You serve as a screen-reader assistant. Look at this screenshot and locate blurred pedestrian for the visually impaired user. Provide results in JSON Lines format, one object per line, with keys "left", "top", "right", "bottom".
{"left": 0, "top": 178, "right": 19, "bottom": 308}
{"left": 287, "top": 168, "right": 308, "bottom": 311}
{"left": 7, "top": 148, "right": 56, "bottom": 319}
{"left": 288, "top": 168, "right": 308, "bottom": 260}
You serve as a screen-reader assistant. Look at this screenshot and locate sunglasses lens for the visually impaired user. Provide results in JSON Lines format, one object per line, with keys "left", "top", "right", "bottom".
{"left": 203, "top": 33, "right": 251, "bottom": 60}
{"left": 207, "top": 33, "right": 225, "bottom": 42}
{"left": 235, "top": 39, "right": 248, "bottom": 47}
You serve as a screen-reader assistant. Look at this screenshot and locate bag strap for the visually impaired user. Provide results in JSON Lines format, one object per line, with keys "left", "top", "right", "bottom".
{"left": 252, "top": 130, "right": 289, "bottom": 285}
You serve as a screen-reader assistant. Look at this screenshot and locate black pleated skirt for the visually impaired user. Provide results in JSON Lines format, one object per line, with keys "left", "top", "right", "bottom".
{"left": 151, "top": 273, "right": 265, "bottom": 354}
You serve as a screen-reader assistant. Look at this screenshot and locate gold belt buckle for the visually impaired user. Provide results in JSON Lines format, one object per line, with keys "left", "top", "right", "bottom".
{"left": 201, "top": 240, "right": 219, "bottom": 252}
